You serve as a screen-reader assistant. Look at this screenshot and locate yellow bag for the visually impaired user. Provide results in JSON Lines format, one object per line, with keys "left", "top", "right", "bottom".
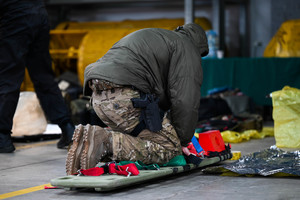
{"left": 264, "top": 19, "right": 300, "bottom": 57}
{"left": 220, "top": 128, "right": 274, "bottom": 143}
{"left": 272, "top": 86, "right": 300, "bottom": 148}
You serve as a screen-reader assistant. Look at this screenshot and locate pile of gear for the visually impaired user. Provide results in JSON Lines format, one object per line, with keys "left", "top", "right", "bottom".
{"left": 197, "top": 87, "right": 263, "bottom": 134}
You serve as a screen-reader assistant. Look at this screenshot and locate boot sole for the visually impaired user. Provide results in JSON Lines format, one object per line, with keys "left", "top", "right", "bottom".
{"left": 66, "top": 125, "right": 84, "bottom": 175}
{"left": 80, "top": 125, "right": 93, "bottom": 170}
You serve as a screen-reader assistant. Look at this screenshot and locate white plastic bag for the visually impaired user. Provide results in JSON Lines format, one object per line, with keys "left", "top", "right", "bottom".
{"left": 12, "top": 92, "right": 47, "bottom": 136}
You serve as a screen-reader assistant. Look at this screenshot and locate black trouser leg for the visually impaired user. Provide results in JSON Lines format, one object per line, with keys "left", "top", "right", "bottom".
{"left": 26, "top": 14, "right": 71, "bottom": 126}
{"left": 0, "top": 16, "right": 29, "bottom": 134}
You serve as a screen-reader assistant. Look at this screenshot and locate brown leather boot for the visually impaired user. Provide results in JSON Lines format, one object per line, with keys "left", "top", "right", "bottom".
{"left": 80, "top": 125, "right": 112, "bottom": 170}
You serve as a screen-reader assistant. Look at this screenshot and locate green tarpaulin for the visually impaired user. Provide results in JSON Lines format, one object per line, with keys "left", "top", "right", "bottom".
{"left": 201, "top": 58, "right": 300, "bottom": 105}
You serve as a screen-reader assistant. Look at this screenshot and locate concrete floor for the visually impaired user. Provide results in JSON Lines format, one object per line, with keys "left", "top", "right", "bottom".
{"left": 1, "top": 135, "right": 300, "bottom": 200}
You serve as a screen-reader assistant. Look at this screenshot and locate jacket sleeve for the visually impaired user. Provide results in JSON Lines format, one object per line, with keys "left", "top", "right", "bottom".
{"left": 168, "top": 41, "right": 202, "bottom": 147}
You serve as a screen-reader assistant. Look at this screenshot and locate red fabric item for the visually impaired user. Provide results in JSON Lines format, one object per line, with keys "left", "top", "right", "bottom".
{"left": 117, "top": 164, "right": 140, "bottom": 176}
{"left": 79, "top": 167, "right": 105, "bottom": 176}
{"left": 109, "top": 163, "right": 139, "bottom": 176}
{"left": 187, "top": 142, "right": 197, "bottom": 155}
{"left": 108, "top": 163, "right": 117, "bottom": 174}
{"left": 187, "top": 142, "right": 205, "bottom": 157}
{"left": 44, "top": 186, "right": 58, "bottom": 189}
{"left": 77, "top": 163, "right": 140, "bottom": 177}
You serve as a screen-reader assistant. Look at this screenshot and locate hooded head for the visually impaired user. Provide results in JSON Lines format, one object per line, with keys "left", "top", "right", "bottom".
{"left": 175, "top": 23, "right": 209, "bottom": 57}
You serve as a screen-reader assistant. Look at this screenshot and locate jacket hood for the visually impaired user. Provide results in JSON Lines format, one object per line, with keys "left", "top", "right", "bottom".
{"left": 175, "top": 23, "right": 209, "bottom": 57}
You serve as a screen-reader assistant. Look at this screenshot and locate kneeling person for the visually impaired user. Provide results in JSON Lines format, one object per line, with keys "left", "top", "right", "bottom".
{"left": 66, "top": 23, "right": 208, "bottom": 175}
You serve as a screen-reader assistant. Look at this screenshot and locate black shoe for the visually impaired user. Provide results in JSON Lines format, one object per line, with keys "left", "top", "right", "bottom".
{"left": 57, "top": 122, "right": 75, "bottom": 149}
{"left": 0, "top": 133, "right": 15, "bottom": 153}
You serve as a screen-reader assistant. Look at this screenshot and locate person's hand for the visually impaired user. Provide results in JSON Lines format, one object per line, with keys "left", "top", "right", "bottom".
{"left": 181, "top": 146, "right": 191, "bottom": 156}
{"left": 181, "top": 147, "right": 202, "bottom": 165}
{"left": 182, "top": 146, "right": 202, "bottom": 165}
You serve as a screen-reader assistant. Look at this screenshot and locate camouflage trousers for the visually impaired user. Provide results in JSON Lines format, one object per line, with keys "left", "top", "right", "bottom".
{"left": 90, "top": 80, "right": 182, "bottom": 165}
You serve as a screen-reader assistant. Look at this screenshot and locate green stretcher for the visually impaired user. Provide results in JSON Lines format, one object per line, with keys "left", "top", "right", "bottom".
{"left": 51, "top": 153, "right": 231, "bottom": 192}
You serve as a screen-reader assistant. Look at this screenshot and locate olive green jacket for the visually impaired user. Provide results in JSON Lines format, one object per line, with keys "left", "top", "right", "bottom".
{"left": 84, "top": 23, "right": 208, "bottom": 146}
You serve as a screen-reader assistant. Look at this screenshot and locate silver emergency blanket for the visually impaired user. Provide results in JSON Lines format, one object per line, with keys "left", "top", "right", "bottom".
{"left": 204, "top": 147, "right": 300, "bottom": 176}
